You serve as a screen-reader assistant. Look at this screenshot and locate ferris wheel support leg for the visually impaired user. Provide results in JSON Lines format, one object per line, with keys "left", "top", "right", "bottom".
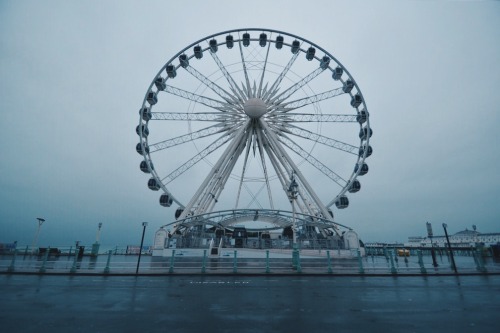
{"left": 177, "top": 121, "right": 250, "bottom": 221}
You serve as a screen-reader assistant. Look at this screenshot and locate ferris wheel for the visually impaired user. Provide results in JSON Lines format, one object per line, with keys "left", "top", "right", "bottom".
{"left": 136, "top": 28, "right": 372, "bottom": 232}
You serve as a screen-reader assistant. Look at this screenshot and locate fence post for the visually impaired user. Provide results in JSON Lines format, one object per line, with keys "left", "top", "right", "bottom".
{"left": 388, "top": 249, "right": 397, "bottom": 274}
{"left": 357, "top": 249, "right": 365, "bottom": 274}
{"left": 327, "top": 250, "right": 333, "bottom": 274}
{"left": 70, "top": 249, "right": 79, "bottom": 273}
{"left": 475, "top": 249, "right": 486, "bottom": 272}
{"left": 417, "top": 250, "right": 427, "bottom": 274}
{"left": 296, "top": 250, "right": 302, "bottom": 273}
{"left": 8, "top": 250, "right": 18, "bottom": 272}
{"left": 39, "top": 247, "right": 50, "bottom": 273}
{"left": 104, "top": 250, "right": 112, "bottom": 274}
{"left": 169, "top": 250, "right": 176, "bottom": 273}
{"left": 265, "top": 250, "right": 270, "bottom": 274}
{"left": 201, "top": 249, "right": 207, "bottom": 274}
{"left": 233, "top": 250, "right": 238, "bottom": 274}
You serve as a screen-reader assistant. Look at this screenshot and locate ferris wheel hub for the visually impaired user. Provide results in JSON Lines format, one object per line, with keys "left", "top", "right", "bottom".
{"left": 244, "top": 98, "right": 268, "bottom": 119}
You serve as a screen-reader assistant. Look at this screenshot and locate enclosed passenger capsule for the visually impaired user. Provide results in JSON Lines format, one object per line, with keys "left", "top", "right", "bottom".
{"left": 359, "top": 126, "right": 373, "bottom": 140}
{"left": 320, "top": 56, "right": 330, "bottom": 69}
{"left": 147, "top": 91, "right": 158, "bottom": 105}
{"left": 343, "top": 80, "right": 354, "bottom": 93}
{"left": 359, "top": 145, "right": 373, "bottom": 157}
{"left": 291, "top": 40, "right": 300, "bottom": 54}
{"left": 335, "top": 196, "right": 349, "bottom": 209}
{"left": 276, "top": 35, "right": 284, "bottom": 49}
{"left": 166, "top": 64, "right": 177, "bottom": 78}
{"left": 351, "top": 94, "right": 363, "bottom": 108}
{"left": 209, "top": 39, "right": 218, "bottom": 53}
{"left": 140, "top": 107, "right": 151, "bottom": 121}
{"left": 147, "top": 178, "right": 161, "bottom": 191}
{"left": 175, "top": 208, "right": 184, "bottom": 219}
{"left": 354, "top": 163, "right": 369, "bottom": 176}
{"left": 306, "top": 47, "right": 316, "bottom": 61}
{"left": 159, "top": 194, "right": 173, "bottom": 207}
{"left": 179, "top": 54, "right": 189, "bottom": 68}
{"left": 154, "top": 77, "right": 166, "bottom": 90}
{"left": 242, "top": 33, "right": 250, "bottom": 46}
{"left": 136, "top": 142, "right": 149, "bottom": 155}
{"left": 226, "top": 35, "right": 234, "bottom": 48}
{"left": 332, "top": 66, "right": 343, "bottom": 80}
{"left": 140, "top": 160, "right": 153, "bottom": 173}
{"left": 348, "top": 180, "right": 361, "bottom": 193}
{"left": 193, "top": 45, "right": 203, "bottom": 59}
{"left": 356, "top": 110, "right": 368, "bottom": 124}
{"left": 136, "top": 124, "right": 149, "bottom": 137}
{"left": 259, "top": 33, "right": 267, "bottom": 47}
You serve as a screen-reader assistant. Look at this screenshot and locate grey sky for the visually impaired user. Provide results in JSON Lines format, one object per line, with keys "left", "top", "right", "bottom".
{"left": 1, "top": 0, "right": 499, "bottom": 247}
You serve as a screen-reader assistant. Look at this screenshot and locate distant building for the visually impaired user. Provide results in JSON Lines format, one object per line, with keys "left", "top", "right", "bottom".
{"left": 405, "top": 228, "right": 500, "bottom": 248}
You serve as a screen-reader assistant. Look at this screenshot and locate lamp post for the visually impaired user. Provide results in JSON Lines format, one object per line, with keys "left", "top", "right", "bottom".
{"left": 136, "top": 222, "right": 148, "bottom": 274}
{"left": 442, "top": 223, "right": 458, "bottom": 274}
{"left": 31, "top": 217, "right": 45, "bottom": 254}
{"left": 287, "top": 174, "right": 299, "bottom": 269}
{"left": 426, "top": 222, "right": 438, "bottom": 267}
{"left": 91, "top": 223, "right": 103, "bottom": 257}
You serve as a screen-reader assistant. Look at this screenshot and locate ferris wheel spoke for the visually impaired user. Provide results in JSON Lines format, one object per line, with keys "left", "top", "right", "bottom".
{"left": 262, "top": 52, "right": 300, "bottom": 101}
{"left": 268, "top": 67, "right": 325, "bottom": 106}
{"left": 257, "top": 40, "right": 272, "bottom": 98}
{"left": 260, "top": 119, "right": 333, "bottom": 219}
{"left": 208, "top": 51, "right": 247, "bottom": 103}
{"left": 271, "top": 123, "right": 358, "bottom": 155}
{"left": 276, "top": 134, "right": 347, "bottom": 187}
{"left": 160, "top": 126, "right": 242, "bottom": 185}
{"left": 149, "top": 123, "right": 235, "bottom": 153}
{"left": 266, "top": 113, "right": 357, "bottom": 123}
{"left": 151, "top": 112, "right": 243, "bottom": 122}
{"left": 183, "top": 65, "right": 243, "bottom": 106}
{"left": 162, "top": 85, "right": 240, "bottom": 113}
{"left": 237, "top": 36, "right": 252, "bottom": 98}
{"left": 269, "top": 87, "right": 345, "bottom": 113}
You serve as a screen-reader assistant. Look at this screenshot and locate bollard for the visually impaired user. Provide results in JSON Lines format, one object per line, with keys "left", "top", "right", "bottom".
{"left": 39, "top": 247, "right": 50, "bottom": 273}
{"left": 104, "top": 250, "right": 112, "bottom": 274}
{"left": 8, "top": 250, "right": 18, "bottom": 272}
{"left": 357, "top": 249, "right": 365, "bottom": 274}
{"left": 417, "top": 250, "right": 427, "bottom": 274}
{"left": 265, "top": 250, "right": 270, "bottom": 274}
{"left": 327, "top": 250, "right": 333, "bottom": 274}
{"left": 169, "top": 250, "right": 176, "bottom": 273}
{"left": 70, "top": 249, "right": 79, "bottom": 273}
{"left": 388, "top": 250, "right": 397, "bottom": 274}
{"left": 233, "top": 250, "right": 238, "bottom": 274}
{"left": 201, "top": 250, "right": 207, "bottom": 274}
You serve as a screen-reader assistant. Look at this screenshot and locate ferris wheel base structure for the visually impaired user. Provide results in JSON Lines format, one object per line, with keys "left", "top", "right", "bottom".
{"left": 151, "top": 209, "right": 363, "bottom": 257}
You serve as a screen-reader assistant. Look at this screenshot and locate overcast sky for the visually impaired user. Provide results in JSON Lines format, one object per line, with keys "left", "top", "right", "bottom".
{"left": 1, "top": 0, "right": 499, "bottom": 248}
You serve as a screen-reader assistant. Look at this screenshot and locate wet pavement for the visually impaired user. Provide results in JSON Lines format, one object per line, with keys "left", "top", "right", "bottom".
{"left": 1, "top": 274, "right": 499, "bottom": 332}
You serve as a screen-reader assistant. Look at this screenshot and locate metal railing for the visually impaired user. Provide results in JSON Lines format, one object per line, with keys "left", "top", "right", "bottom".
{"left": 1, "top": 248, "right": 499, "bottom": 275}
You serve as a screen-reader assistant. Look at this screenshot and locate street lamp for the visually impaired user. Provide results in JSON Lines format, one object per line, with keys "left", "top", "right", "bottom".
{"left": 91, "top": 223, "right": 103, "bottom": 257}
{"left": 426, "top": 222, "right": 438, "bottom": 267}
{"left": 287, "top": 174, "right": 299, "bottom": 268}
{"left": 31, "top": 217, "right": 45, "bottom": 254}
{"left": 136, "top": 222, "right": 148, "bottom": 274}
{"left": 442, "top": 223, "right": 458, "bottom": 274}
